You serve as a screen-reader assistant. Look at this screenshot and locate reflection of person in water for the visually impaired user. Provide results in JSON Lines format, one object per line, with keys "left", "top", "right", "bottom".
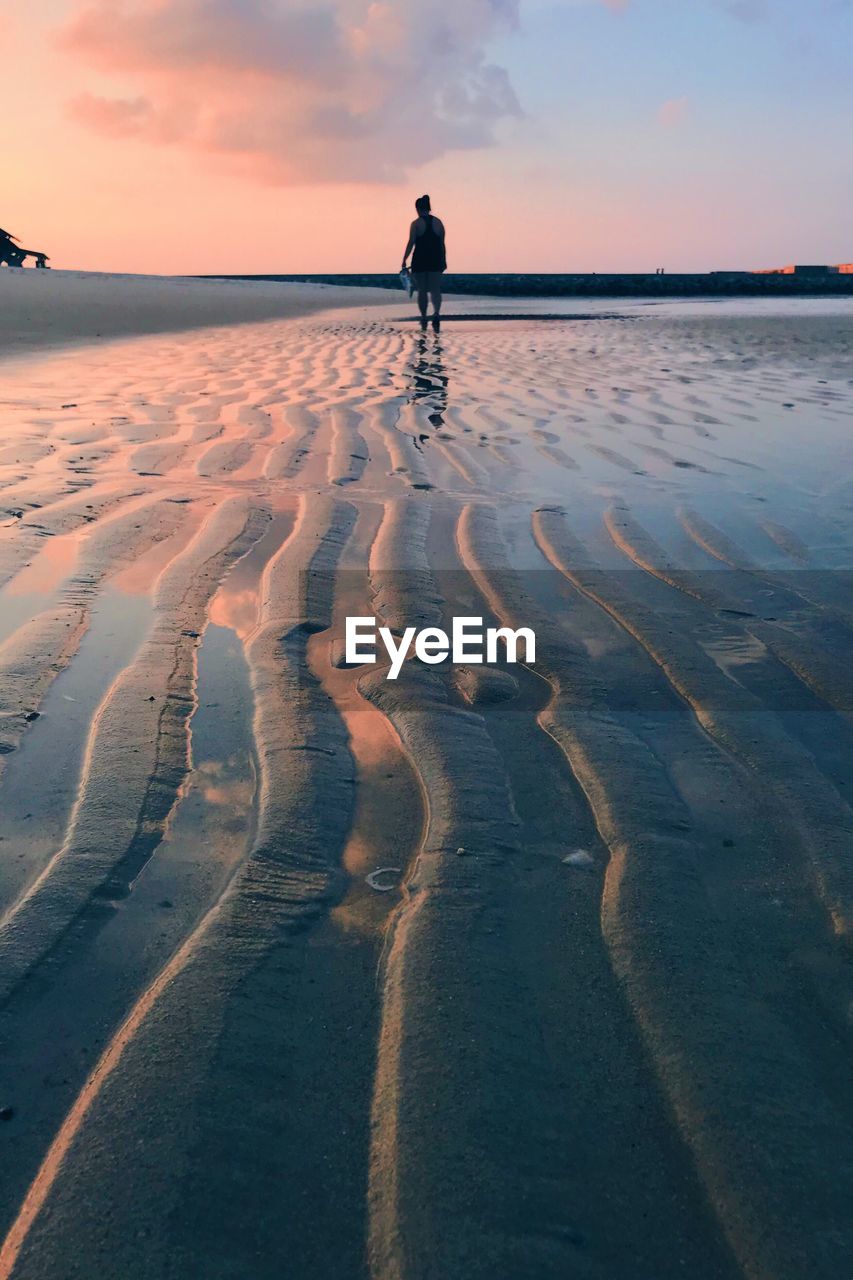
{"left": 407, "top": 332, "right": 449, "bottom": 430}
{"left": 401, "top": 195, "right": 446, "bottom": 332}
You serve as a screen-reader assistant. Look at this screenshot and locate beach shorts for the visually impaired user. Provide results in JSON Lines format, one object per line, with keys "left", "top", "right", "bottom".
{"left": 412, "top": 271, "right": 444, "bottom": 293}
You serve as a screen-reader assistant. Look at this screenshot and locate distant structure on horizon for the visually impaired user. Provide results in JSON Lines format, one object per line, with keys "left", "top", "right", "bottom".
{"left": 212, "top": 270, "right": 853, "bottom": 298}
{"left": 755, "top": 262, "right": 853, "bottom": 276}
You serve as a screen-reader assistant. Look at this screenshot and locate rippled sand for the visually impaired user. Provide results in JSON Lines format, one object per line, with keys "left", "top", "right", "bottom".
{"left": 1, "top": 299, "right": 853, "bottom": 1280}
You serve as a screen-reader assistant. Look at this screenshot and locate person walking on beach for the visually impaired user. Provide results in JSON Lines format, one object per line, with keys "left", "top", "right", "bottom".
{"left": 402, "top": 195, "right": 446, "bottom": 331}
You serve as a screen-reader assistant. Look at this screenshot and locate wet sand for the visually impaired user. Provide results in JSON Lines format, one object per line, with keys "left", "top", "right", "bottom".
{"left": 0, "top": 293, "right": 853, "bottom": 1279}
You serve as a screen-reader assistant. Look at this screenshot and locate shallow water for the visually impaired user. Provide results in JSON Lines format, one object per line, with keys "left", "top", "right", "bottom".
{"left": 0, "top": 587, "right": 150, "bottom": 917}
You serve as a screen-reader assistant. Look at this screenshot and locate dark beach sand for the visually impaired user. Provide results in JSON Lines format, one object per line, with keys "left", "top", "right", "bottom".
{"left": 0, "top": 290, "right": 852, "bottom": 1278}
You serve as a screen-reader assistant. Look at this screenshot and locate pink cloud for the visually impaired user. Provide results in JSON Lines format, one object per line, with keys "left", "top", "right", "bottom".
{"left": 600, "top": 0, "right": 630, "bottom": 11}
{"left": 69, "top": 93, "right": 155, "bottom": 138}
{"left": 57, "top": 0, "right": 522, "bottom": 184}
{"left": 658, "top": 96, "right": 690, "bottom": 127}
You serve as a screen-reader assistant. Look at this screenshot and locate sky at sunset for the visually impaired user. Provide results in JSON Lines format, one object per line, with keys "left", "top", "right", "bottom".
{"left": 4, "top": 0, "right": 852, "bottom": 274}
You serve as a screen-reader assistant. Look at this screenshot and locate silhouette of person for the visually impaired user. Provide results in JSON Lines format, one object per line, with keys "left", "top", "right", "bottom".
{"left": 402, "top": 196, "right": 447, "bottom": 332}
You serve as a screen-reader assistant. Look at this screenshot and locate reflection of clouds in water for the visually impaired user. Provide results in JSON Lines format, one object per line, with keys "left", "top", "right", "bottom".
{"left": 198, "top": 764, "right": 254, "bottom": 814}
{"left": 5, "top": 533, "right": 81, "bottom": 597}
{"left": 343, "top": 701, "right": 398, "bottom": 771}
{"left": 197, "top": 759, "right": 223, "bottom": 777}
{"left": 208, "top": 586, "right": 260, "bottom": 639}
{"left": 406, "top": 334, "right": 449, "bottom": 428}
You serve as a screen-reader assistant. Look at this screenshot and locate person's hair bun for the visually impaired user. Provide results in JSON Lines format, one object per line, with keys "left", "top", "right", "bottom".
{"left": 421, "top": 194, "right": 431, "bottom": 210}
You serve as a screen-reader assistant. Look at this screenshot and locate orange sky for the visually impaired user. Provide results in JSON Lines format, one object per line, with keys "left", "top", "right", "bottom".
{"left": 4, "top": 2, "right": 851, "bottom": 274}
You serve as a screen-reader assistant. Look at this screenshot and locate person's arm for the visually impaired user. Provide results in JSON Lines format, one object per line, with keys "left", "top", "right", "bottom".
{"left": 401, "top": 220, "right": 418, "bottom": 269}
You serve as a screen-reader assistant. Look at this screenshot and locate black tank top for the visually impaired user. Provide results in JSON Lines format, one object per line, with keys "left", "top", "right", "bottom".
{"left": 411, "top": 215, "right": 446, "bottom": 272}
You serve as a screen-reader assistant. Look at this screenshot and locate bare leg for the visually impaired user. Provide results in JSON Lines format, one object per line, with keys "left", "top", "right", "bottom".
{"left": 417, "top": 284, "right": 429, "bottom": 319}
{"left": 430, "top": 280, "right": 442, "bottom": 331}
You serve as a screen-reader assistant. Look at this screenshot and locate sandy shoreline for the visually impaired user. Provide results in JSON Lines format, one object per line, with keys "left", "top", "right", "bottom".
{"left": 0, "top": 268, "right": 395, "bottom": 358}
{"left": 1, "top": 298, "right": 853, "bottom": 1278}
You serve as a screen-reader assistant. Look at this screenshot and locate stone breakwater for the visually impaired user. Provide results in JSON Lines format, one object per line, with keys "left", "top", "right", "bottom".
{"left": 204, "top": 271, "right": 853, "bottom": 298}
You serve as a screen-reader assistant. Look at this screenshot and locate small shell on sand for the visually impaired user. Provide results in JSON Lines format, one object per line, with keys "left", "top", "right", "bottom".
{"left": 562, "top": 849, "right": 595, "bottom": 869}
{"left": 366, "top": 867, "right": 401, "bottom": 892}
